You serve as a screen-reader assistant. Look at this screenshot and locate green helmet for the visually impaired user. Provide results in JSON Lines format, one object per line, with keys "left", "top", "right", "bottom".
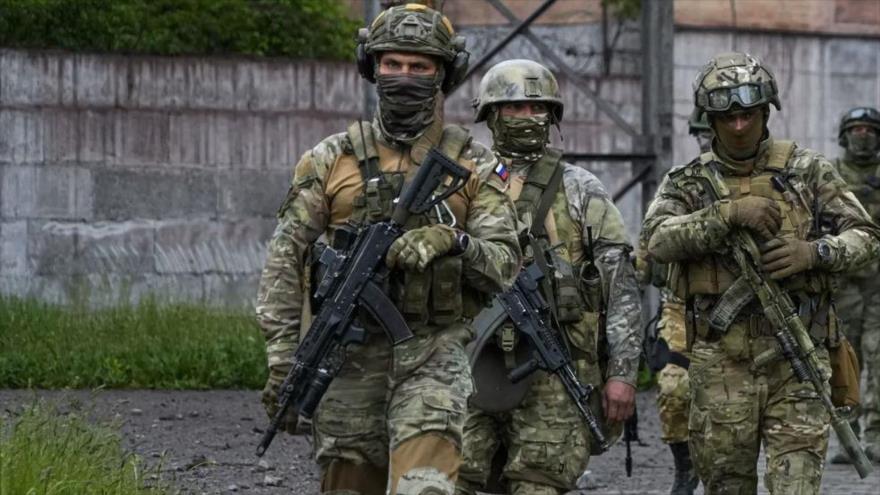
{"left": 687, "top": 107, "right": 710, "bottom": 136}
{"left": 363, "top": 3, "right": 461, "bottom": 62}
{"left": 473, "top": 59, "right": 564, "bottom": 123}
{"left": 693, "top": 52, "right": 781, "bottom": 119}
{"left": 838, "top": 106, "right": 880, "bottom": 147}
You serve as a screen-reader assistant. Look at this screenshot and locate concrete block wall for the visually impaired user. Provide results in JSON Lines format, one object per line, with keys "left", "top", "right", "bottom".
{"left": 0, "top": 50, "right": 361, "bottom": 307}
{"left": 673, "top": 30, "right": 880, "bottom": 167}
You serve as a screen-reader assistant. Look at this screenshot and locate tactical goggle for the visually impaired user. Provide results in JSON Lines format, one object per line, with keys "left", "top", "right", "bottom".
{"left": 705, "top": 84, "right": 770, "bottom": 112}
{"left": 843, "top": 107, "right": 880, "bottom": 124}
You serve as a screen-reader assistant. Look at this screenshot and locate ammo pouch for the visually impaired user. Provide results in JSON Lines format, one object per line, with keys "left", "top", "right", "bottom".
{"left": 549, "top": 250, "right": 585, "bottom": 324}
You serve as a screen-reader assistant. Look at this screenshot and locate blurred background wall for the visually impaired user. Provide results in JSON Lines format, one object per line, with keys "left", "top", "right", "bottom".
{"left": 2, "top": 0, "right": 879, "bottom": 307}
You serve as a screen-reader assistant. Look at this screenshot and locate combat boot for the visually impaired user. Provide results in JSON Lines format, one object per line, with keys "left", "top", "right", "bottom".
{"left": 669, "top": 442, "right": 698, "bottom": 495}
{"left": 865, "top": 443, "right": 880, "bottom": 463}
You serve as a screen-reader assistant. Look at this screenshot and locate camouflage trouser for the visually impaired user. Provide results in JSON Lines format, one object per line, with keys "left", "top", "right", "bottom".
{"left": 835, "top": 276, "right": 880, "bottom": 447}
{"left": 656, "top": 298, "right": 690, "bottom": 444}
{"left": 314, "top": 323, "right": 474, "bottom": 494}
{"left": 688, "top": 336, "right": 831, "bottom": 495}
{"left": 456, "top": 370, "right": 592, "bottom": 495}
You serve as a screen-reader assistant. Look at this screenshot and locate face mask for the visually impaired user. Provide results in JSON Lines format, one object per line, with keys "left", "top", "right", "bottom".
{"left": 376, "top": 74, "right": 440, "bottom": 143}
{"left": 846, "top": 130, "right": 879, "bottom": 160}
{"left": 489, "top": 113, "right": 551, "bottom": 161}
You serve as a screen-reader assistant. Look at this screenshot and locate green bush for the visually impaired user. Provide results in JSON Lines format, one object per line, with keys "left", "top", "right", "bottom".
{"left": 0, "top": 297, "right": 267, "bottom": 389}
{"left": 0, "top": 401, "right": 171, "bottom": 494}
{"left": 0, "top": 0, "right": 358, "bottom": 59}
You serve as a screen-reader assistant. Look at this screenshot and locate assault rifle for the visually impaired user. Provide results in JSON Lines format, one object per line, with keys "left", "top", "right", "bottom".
{"left": 694, "top": 165, "right": 872, "bottom": 479}
{"left": 473, "top": 260, "right": 610, "bottom": 452}
{"left": 256, "top": 148, "right": 471, "bottom": 456}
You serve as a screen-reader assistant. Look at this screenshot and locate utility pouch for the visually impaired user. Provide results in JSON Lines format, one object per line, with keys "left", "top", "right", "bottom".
{"left": 430, "top": 255, "right": 463, "bottom": 325}
{"left": 550, "top": 252, "right": 583, "bottom": 323}
{"left": 829, "top": 336, "right": 861, "bottom": 408}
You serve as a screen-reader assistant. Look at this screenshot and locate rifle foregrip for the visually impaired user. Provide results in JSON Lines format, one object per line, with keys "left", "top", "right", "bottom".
{"left": 509, "top": 358, "right": 539, "bottom": 384}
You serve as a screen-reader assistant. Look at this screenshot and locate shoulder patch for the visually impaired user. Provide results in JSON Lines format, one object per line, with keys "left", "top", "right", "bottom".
{"left": 493, "top": 162, "right": 510, "bottom": 181}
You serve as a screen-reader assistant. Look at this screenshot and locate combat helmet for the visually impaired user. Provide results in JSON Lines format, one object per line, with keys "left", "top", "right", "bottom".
{"left": 838, "top": 106, "right": 880, "bottom": 147}
{"left": 693, "top": 52, "right": 781, "bottom": 119}
{"left": 356, "top": 3, "right": 468, "bottom": 92}
{"left": 473, "top": 59, "right": 564, "bottom": 123}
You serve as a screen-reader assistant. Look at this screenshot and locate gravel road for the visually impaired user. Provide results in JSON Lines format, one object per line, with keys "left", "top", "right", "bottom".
{"left": 1, "top": 389, "right": 877, "bottom": 494}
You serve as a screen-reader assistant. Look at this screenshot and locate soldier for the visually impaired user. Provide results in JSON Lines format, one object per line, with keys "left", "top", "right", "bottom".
{"left": 830, "top": 106, "right": 880, "bottom": 464}
{"left": 256, "top": 4, "right": 522, "bottom": 494}
{"left": 642, "top": 52, "right": 880, "bottom": 493}
{"left": 456, "top": 59, "right": 642, "bottom": 495}
{"left": 637, "top": 107, "right": 715, "bottom": 495}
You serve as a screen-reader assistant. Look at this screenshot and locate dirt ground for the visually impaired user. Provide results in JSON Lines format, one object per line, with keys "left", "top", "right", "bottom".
{"left": 1, "top": 389, "right": 878, "bottom": 494}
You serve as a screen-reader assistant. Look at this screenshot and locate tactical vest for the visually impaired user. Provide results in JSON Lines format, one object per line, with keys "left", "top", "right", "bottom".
{"left": 675, "top": 141, "right": 825, "bottom": 297}
{"left": 668, "top": 141, "right": 836, "bottom": 347}
{"left": 512, "top": 149, "right": 594, "bottom": 324}
{"left": 339, "top": 120, "right": 478, "bottom": 326}
{"left": 835, "top": 157, "right": 880, "bottom": 222}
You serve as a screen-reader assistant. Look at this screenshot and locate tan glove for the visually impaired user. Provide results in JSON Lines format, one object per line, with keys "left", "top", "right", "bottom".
{"left": 261, "top": 366, "right": 299, "bottom": 435}
{"left": 386, "top": 224, "right": 457, "bottom": 272}
{"left": 726, "top": 196, "right": 782, "bottom": 240}
{"left": 760, "top": 237, "right": 817, "bottom": 280}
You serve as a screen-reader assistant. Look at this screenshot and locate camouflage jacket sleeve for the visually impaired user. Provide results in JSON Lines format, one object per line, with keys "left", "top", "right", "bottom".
{"left": 642, "top": 166, "right": 732, "bottom": 263}
{"left": 799, "top": 150, "right": 880, "bottom": 272}
{"left": 564, "top": 165, "right": 642, "bottom": 386}
{"left": 460, "top": 141, "right": 522, "bottom": 293}
{"left": 255, "top": 134, "right": 341, "bottom": 371}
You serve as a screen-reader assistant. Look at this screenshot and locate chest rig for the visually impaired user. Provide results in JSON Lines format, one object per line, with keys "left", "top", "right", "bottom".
{"left": 343, "top": 121, "right": 474, "bottom": 327}
{"left": 671, "top": 141, "right": 835, "bottom": 345}
{"left": 513, "top": 148, "right": 586, "bottom": 325}
{"left": 836, "top": 157, "right": 880, "bottom": 221}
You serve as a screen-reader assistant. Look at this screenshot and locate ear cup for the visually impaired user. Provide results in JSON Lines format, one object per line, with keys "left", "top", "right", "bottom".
{"left": 441, "top": 50, "right": 469, "bottom": 93}
{"left": 839, "top": 133, "right": 847, "bottom": 148}
{"left": 356, "top": 42, "right": 376, "bottom": 83}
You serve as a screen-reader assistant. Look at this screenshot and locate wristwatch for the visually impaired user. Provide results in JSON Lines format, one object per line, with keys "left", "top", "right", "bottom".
{"left": 451, "top": 230, "right": 470, "bottom": 256}
{"left": 815, "top": 240, "right": 833, "bottom": 267}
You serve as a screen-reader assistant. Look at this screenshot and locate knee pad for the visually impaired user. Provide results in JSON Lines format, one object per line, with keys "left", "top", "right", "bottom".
{"left": 395, "top": 467, "right": 455, "bottom": 495}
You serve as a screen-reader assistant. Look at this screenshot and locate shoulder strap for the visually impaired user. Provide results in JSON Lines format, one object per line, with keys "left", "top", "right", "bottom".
{"left": 765, "top": 140, "right": 796, "bottom": 171}
{"left": 438, "top": 125, "right": 471, "bottom": 161}
{"left": 516, "top": 148, "right": 564, "bottom": 238}
{"left": 347, "top": 120, "right": 381, "bottom": 180}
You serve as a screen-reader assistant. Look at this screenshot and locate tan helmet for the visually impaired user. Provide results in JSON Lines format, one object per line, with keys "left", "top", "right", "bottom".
{"left": 473, "top": 59, "right": 564, "bottom": 123}
{"left": 356, "top": 3, "right": 468, "bottom": 92}
{"left": 693, "top": 52, "right": 780, "bottom": 119}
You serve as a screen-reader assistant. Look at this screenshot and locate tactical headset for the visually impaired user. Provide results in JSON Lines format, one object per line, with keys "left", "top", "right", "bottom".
{"left": 355, "top": 20, "right": 469, "bottom": 94}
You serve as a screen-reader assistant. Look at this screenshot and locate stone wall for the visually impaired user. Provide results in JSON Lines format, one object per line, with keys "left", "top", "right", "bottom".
{"left": 0, "top": 45, "right": 643, "bottom": 307}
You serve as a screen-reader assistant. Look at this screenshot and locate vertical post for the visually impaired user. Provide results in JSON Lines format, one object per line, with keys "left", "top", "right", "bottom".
{"left": 640, "top": 0, "right": 674, "bottom": 214}
{"left": 639, "top": 0, "right": 674, "bottom": 320}
{"left": 362, "top": 0, "right": 380, "bottom": 120}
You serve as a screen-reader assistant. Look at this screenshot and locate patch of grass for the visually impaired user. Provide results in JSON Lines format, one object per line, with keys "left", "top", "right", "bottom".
{"left": 0, "top": 297, "right": 267, "bottom": 389}
{"left": 0, "top": 400, "right": 170, "bottom": 494}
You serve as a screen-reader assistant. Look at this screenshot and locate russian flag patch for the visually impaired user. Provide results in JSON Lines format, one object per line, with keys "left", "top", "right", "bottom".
{"left": 494, "top": 163, "right": 509, "bottom": 181}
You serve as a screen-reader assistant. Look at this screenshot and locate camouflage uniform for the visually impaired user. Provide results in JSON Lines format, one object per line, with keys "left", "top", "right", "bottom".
{"left": 457, "top": 60, "right": 642, "bottom": 495}
{"left": 256, "top": 6, "right": 521, "bottom": 495}
{"left": 642, "top": 53, "right": 880, "bottom": 494}
{"left": 653, "top": 109, "right": 714, "bottom": 448}
{"left": 833, "top": 107, "right": 880, "bottom": 461}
